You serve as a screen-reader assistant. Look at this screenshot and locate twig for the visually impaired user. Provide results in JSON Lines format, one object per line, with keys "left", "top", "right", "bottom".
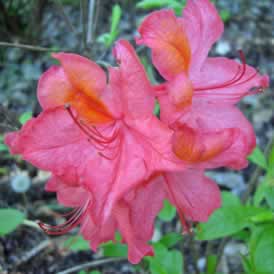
{"left": 86, "top": 0, "right": 95, "bottom": 45}
{"left": 0, "top": 41, "right": 55, "bottom": 52}
{"left": 80, "top": 0, "right": 88, "bottom": 51}
{"left": 57, "top": 257, "right": 126, "bottom": 274}
{"left": 22, "top": 219, "right": 41, "bottom": 230}
{"left": 15, "top": 239, "right": 51, "bottom": 267}
{"left": 242, "top": 137, "right": 274, "bottom": 203}
{"left": 53, "top": 0, "right": 77, "bottom": 35}
{"left": 189, "top": 234, "right": 200, "bottom": 274}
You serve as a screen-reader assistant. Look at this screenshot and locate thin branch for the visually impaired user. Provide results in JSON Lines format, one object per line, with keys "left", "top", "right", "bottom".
{"left": 57, "top": 257, "right": 126, "bottom": 274}
{"left": 86, "top": 0, "right": 95, "bottom": 45}
{"left": 189, "top": 234, "right": 200, "bottom": 274}
{"left": 80, "top": 0, "right": 88, "bottom": 51}
{"left": 23, "top": 219, "right": 41, "bottom": 230}
{"left": 242, "top": 137, "right": 274, "bottom": 203}
{"left": 15, "top": 239, "right": 51, "bottom": 267}
{"left": 53, "top": 0, "right": 77, "bottom": 35}
{"left": 0, "top": 41, "right": 55, "bottom": 52}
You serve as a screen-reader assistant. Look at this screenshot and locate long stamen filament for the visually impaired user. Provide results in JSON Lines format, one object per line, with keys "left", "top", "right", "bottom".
{"left": 65, "top": 104, "right": 121, "bottom": 160}
{"left": 194, "top": 50, "right": 261, "bottom": 92}
{"left": 38, "top": 200, "right": 90, "bottom": 235}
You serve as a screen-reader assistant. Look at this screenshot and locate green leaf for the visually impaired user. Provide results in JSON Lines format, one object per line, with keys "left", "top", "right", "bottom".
{"left": 97, "top": 33, "right": 111, "bottom": 45}
{"left": 196, "top": 192, "right": 268, "bottom": 240}
{"left": 268, "top": 142, "right": 274, "bottom": 168}
{"left": 254, "top": 181, "right": 268, "bottom": 206}
{"left": 221, "top": 191, "right": 241, "bottom": 207}
{"left": 250, "top": 224, "right": 274, "bottom": 273}
{"left": 89, "top": 271, "right": 101, "bottom": 274}
{"left": 154, "top": 101, "right": 160, "bottom": 117}
{"left": 158, "top": 200, "right": 176, "bottom": 222}
{"left": 0, "top": 208, "right": 25, "bottom": 236}
{"left": 267, "top": 143, "right": 274, "bottom": 176}
{"left": 250, "top": 211, "right": 273, "bottom": 224}
{"left": 110, "top": 4, "right": 122, "bottom": 36}
{"left": 147, "top": 243, "right": 183, "bottom": 274}
{"left": 0, "top": 143, "right": 8, "bottom": 152}
{"left": 159, "top": 232, "right": 183, "bottom": 248}
{"left": 265, "top": 185, "right": 274, "bottom": 210}
{"left": 220, "top": 10, "right": 231, "bottom": 23}
{"left": 206, "top": 255, "right": 217, "bottom": 274}
{"left": 78, "top": 271, "right": 87, "bottom": 274}
{"left": 101, "top": 242, "right": 128, "bottom": 258}
{"left": 248, "top": 147, "right": 267, "bottom": 170}
{"left": 19, "top": 111, "right": 32, "bottom": 125}
{"left": 241, "top": 255, "right": 254, "bottom": 274}
{"left": 64, "top": 235, "right": 90, "bottom": 251}
{"left": 136, "top": 0, "right": 171, "bottom": 9}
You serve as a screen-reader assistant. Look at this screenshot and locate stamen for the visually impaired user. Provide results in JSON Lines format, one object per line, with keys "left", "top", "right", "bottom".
{"left": 65, "top": 104, "right": 122, "bottom": 161}
{"left": 38, "top": 200, "right": 90, "bottom": 235}
{"left": 194, "top": 50, "right": 261, "bottom": 92}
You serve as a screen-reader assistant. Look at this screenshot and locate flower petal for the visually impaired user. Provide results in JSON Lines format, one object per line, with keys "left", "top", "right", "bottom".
{"left": 46, "top": 176, "right": 90, "bottom": 207}
{"left": 172, "top": 124, "right": 237, "bottom": 164}
{"left": 175, "top": 100, "right": 256, "bottom": 169}
{"left": 137, "top": 9, "right": 191, "bottom": 80}
{"left": 52, "top": 52, "right": 106, "bottom": 100}
{"left": 167, "top": 72, "right": 193, "bottom": 109}
{"left": 112, "top": 40, "right": 155, "bottom": 119}
{"left": 38, "top": 59, "right": 113, "bottom": 124}
{"left": 164, "top": 170, "right": 221, "bottom": 226}
{"left": 193, "top": 57, "right": 270, "bottom": 103}
{"left": 38, "top": 66, "right": 74, "bottom": 109}
{"left": 181, "top": 0, "right": 224, "bottom": 74}
{"left": 115, "top": 175, "right": 165, "bottom": 264}
{"left": 5, "top": 107, "right": 98, "bottom": 184}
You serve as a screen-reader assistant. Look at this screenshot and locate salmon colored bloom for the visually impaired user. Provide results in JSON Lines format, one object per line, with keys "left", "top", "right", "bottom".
{"left": 137, "top": 0, "right": 269, "bottom": 169}
{"left": 5, "top": 40, "right": 195, "bottom": 263}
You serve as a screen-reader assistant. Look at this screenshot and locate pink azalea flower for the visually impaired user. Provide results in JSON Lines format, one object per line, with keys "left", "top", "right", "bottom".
{"left": 5, "top": 40, "right": 193, "bottom": 263}
{"left": 137, "top": 0, "right": 269, "bottom": 170}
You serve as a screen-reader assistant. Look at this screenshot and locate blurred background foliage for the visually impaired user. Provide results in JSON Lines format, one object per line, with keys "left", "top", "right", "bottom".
{"left": 0, "top": 0, "right": 273, "bottom": 273}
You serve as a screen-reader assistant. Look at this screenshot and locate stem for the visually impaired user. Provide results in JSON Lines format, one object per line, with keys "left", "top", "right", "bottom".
{"left": 15, "top": 239, "right": 51, "bottom": 267}
{"left": 86, "top": 0, "right": 95, "bottom": 45}
{"left": 80, "top": 0, "right": 88, "bottom": 52}
{"left": 57, "top": 257, "right": 126, "bottom": 274}
{"left": 0, "top": 41, "right": 55, "bottom": 52}
{"left": 23, "top": 219, "right": 41, "bottom": 229}
{"left": 189, "top": 234, "right": 200, "bottom": 274}
{"left": 242, "top": 137, "right": 274, "bottom": 203}
{"left": 53, "top": 0, "right": 77, "bottom": 35}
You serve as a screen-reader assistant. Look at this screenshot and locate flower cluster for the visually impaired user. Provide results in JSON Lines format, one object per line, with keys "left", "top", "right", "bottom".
{"left": 5, "top": 0, "right": 269, "bottom": 264}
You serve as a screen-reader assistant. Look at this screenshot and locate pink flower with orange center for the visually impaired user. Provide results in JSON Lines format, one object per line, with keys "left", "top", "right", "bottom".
{"left": 5, "top": 40, "right": 184, "bottom": 263}
{"left": 137, "top": 0, "right": 269, "bottom": 169}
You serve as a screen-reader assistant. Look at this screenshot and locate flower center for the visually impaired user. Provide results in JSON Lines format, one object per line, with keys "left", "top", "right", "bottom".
{"left": 65, "top": 104, "right": 122, "bottom": 161}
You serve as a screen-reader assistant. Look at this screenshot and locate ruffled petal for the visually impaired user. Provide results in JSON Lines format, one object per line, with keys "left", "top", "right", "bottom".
{"left": 115, "top": 175, "right": 165, "bottom": 264}
{"left": 38, "top": 66, "right": 74, "bottom": 109}
{"left": 52, "top": 52, "right": 106, "bottom": 99}
{"left": 4, "top": 107, "right": 100, "bottom": 184}
{"left": 167, "top": 72, "right": 193, "bottom": 109}
{"left": 136, "top": 9, "right": 191, "bottom": 80}
{"left": 193, "top": 57, "right": 270, "bottom": 103}
{"left": 164, "top": 170, "right": 221, "bottom": 226}
{"left": 172, "top": 124, "right": 237, "bottom": 164}
{"left": 181, "top": 0, "right": 224, "bottom": 74}
{"left": 112, "top": 40, "right": 155, "bottom": 119}
{"left": 175, "top": 100, "right": 256, "bottom": 169}
{"left": 46, "top": 176, "right": 90, "bottom": 207}
{"left": 81, "top": 213, "right": 117, "bottom": 252}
